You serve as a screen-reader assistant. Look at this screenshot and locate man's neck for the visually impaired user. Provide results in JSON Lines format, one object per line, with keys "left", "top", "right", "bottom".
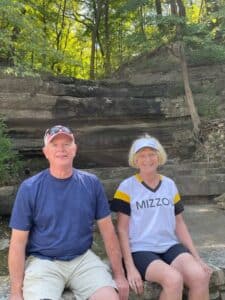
{"left": 49, "top": 166, "right": 73, "bottom": 179}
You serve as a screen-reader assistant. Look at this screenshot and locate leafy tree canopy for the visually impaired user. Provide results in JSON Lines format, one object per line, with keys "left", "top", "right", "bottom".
{"left": 0, "top": 0, "right": 225, "bottom": 79}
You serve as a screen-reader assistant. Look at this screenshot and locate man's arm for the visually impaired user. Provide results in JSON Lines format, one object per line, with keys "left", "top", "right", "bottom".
{"left": 97, "top": 215, "right": 129, "bottom": 300}
{"left": 8, "top": 229, "right": 29, "bottom": 300}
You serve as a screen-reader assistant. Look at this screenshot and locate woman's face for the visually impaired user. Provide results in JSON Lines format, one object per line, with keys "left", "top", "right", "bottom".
{"left": 135, "top": 147, "right": 159, "bottom": 173}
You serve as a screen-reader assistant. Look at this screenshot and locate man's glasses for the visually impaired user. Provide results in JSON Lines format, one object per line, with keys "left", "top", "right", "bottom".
{"left": 44, "top": 125, "right": 72, "bottom": 138}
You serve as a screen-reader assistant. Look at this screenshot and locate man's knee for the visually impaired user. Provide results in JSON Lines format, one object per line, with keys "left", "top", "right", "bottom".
{"left": 89, "top": 286, "right": 118, "bottom": 300}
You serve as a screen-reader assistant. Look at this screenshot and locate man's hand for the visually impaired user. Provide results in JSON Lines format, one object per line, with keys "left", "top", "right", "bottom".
{"left": 9, "top": 291, "right": 23, "bottom": 300}
{"left": 114, "top": 275, "right": 129, "bottom": 300}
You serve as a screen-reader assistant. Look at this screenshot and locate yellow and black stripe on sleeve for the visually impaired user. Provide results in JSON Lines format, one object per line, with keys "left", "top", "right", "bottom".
{"left": 110, "top": 190, "right": 131, "bottom": 216}
{"left": 174, "top": 193, "right": 184, "bottom": 215}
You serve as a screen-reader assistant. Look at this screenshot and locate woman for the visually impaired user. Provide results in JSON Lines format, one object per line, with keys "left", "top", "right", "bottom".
{"left": 111, "top": 134, "right": 212, "bottom": 300}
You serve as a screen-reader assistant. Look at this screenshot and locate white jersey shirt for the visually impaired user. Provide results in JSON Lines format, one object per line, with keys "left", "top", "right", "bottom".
{"left": 111, "top": 174, "right": 184, "bottom": 253}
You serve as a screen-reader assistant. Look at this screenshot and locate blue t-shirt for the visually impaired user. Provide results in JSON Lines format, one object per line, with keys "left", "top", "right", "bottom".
{"left": 9, "top": 169, "right": 110, "bottom": 260}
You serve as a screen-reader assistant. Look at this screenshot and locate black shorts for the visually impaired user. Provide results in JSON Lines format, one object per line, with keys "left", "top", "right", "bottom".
{"left": 132, "top": 243, "right": 190, "bottom": 280}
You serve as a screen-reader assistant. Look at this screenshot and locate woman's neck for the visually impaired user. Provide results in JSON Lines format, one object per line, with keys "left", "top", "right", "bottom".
{"left": 139, "top": 171, "right": 160, "bottom": 188}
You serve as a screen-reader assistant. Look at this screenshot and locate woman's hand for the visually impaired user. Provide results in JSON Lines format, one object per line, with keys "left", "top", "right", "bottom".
{"left": 127, "top": 265, "right": 144, "bottom": 295}
{"left": 196, "top": 257, "right": 213, "bottom": 277}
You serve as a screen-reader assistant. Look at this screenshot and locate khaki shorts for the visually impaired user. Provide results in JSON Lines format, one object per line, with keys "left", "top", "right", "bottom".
{"left": 23, "top": 249, "right": 116, "bottom": 300}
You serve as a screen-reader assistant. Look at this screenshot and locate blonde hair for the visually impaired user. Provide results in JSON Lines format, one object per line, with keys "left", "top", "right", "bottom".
{"left": 128, "top": 134, "right": 167, "bottom": 168}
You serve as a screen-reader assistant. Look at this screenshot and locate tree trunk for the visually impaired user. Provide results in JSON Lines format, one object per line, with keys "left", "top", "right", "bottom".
{"left": 155, "top": 0, "right": 162, "bottom": 15}
{"left": 89, "top": 0, "right": 102, "bottom": 80}
{"left": 179, "top": 42, "right": 201, "bottom": 137}
{"left": 170, "top": 0, "right": 177, "bottom": 15}
{"left": 103, "top": 0, "right": 111, "bottom": 77}
{"left": 171, "top": 0, "right": 201, "bottom": 138}
{"left": 177, "top": 0, "right": 186, "bottom": 17}
{"left": 90, "top": 29, "right": 97, "bottom": 80}
{"left": 138, "top": 5, "right": 147, "bottom": 41}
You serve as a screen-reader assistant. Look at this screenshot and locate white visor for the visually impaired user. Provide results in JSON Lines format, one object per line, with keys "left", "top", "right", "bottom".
{"left": 133, "top": 138, "right": 158, "bottom": 153}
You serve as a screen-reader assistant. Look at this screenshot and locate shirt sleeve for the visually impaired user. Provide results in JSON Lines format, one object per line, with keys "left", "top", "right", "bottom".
{"left": 9, "top": 182, "right": 33, "bottom": 231}
{"left": 173, "top": 183, "right": 184, "bottom": 215}
{"left": 94, "top": 176, "right": 111, "bottom": 220}
{"left": 110, "top": 181, "right": 131, "bottom": 216}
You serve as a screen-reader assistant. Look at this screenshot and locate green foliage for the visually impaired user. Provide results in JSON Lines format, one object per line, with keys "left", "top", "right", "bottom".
{"left": 196, "top": 95, "right": 219, "bottom": 119}
{"left": 183, "top": 21, "right": 225, "bottom": 65}
{"left": 0, "top": 120, "right": 23, "bottom": 185}
{"left": 1, "top": 0, "right": 225, "bottom": 79}
{"left": 188, "top": 44, "right": 225, "bottom": 65}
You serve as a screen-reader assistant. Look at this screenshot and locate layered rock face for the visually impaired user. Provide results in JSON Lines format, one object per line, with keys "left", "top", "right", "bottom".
{"left": 1, "top": 74, "right": 225, "bottom": 299}
{"left": 0, "top": 76, "right": 194, "bottom": 171}
{"left": 0, "top": 74, "right": 225, "bottom": 214}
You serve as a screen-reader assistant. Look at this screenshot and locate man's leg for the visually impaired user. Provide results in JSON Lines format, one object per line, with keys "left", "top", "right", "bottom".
{"left": 68, "top": 250, "right": 118, "bottom": 300}
{"left": 89, "top": 286, "right": 118, "bottom": 300}
{"left": 23, "top": 256, "right": 65, "bottom": 300}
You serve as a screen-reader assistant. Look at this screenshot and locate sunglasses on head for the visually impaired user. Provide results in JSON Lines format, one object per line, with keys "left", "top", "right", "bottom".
{"left": 44, "top": 125, "right": 72, "bottom": 137}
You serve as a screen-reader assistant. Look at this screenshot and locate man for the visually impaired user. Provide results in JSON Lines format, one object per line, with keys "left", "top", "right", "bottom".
{"left": 8, "top": 125, "right": 129, "bottom": 300}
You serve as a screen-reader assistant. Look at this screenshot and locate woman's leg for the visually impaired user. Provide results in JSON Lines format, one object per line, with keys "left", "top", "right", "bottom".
{"left": 171, "top": 253, "right": 210, "bottom": 300}
{"left": 145, "top": 259, "right": 183, "bottom": 300}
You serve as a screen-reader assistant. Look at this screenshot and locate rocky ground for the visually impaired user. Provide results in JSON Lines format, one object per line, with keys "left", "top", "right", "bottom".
{"left": 0, "top": 217, "right": 10, "bottom": 276}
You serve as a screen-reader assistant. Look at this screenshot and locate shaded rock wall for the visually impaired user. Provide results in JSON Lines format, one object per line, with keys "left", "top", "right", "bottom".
{"left": 1, "top": 162, "right": 225, "bottom": 215}
{"left": 195, "top": 119, "right": 225, "bottom": 163}
{"left": 0, "top": 76, "right": 194, "bottom": 171}
{"left": 113, "top": 48, "right": 225, "bottom": 120}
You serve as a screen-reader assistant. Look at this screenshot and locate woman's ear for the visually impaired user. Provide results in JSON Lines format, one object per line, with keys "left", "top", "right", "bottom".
{"left": 134, "top": 156, "right": 138, "bottom": 168}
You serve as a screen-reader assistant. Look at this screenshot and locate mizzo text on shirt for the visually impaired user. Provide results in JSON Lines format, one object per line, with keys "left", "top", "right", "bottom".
{"left": 136, "top": 198, "right": 170, "bottom": 210}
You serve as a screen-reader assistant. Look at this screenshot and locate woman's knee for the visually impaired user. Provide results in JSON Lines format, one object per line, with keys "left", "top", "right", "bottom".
{"left": 162, "top": 269, "right": 183, "bottom": 292}
{"left": 188, "top": 267, "right": 210, "bottom": 289}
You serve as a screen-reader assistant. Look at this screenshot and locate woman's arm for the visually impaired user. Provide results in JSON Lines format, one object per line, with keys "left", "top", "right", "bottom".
{"left": 117, "top": 212, "right": 144, "bottom": 295}
{"left": 175, "top": 213, "right": 200, "bottom": 258}
{"left": 175, "top": 213, "right": 212, "bottom": 275}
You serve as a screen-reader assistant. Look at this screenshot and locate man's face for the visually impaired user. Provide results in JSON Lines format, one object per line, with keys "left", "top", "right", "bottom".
{"left": 43, "top": 134, "right": 77, "bottom": 168}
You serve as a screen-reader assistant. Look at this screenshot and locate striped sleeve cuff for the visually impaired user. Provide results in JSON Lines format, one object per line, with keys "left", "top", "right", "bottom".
{"left": 110, "top": 199, "right": 131, "bottom": 216}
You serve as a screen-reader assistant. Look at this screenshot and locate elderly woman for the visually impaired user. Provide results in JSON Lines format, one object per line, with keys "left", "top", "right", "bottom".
{"left": 111, "top": 134, "right": 212, "bottom": 300}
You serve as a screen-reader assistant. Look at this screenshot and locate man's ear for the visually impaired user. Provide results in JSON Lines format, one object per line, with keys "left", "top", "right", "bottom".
{"left": 73, "top": 143, "right": 78, "bottom": 156}
{"left": 42, "top": 146, "right": 48, "bottom": 159}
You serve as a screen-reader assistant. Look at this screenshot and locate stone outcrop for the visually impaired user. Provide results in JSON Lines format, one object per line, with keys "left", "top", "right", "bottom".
{"left": 1, "top": 162, "right": 225, "bottom": 215}
{"left": 1, "top": 258, "right": 225, "bottom": 300}
{"left": 214, "top": 193, "right": 225, "bottom": 210}
{"left": 0, "top": 186, "right": 18, "bottom": 216}
{"left": 0, "top": 76, "right": 195, "bottom": 171}
{"left": 113, "top": 49, "right": 225, "bottom": 122}
{"left": 0, "top": 66, "right": 225, "bottom": 298}
{"left": 195, "top": 119, "right": 225, "bottom": 163}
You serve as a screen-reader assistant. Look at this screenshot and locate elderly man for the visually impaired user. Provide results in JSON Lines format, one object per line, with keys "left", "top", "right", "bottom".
{"left": 8, "top": 125, "right": 129, "bottom": 300}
